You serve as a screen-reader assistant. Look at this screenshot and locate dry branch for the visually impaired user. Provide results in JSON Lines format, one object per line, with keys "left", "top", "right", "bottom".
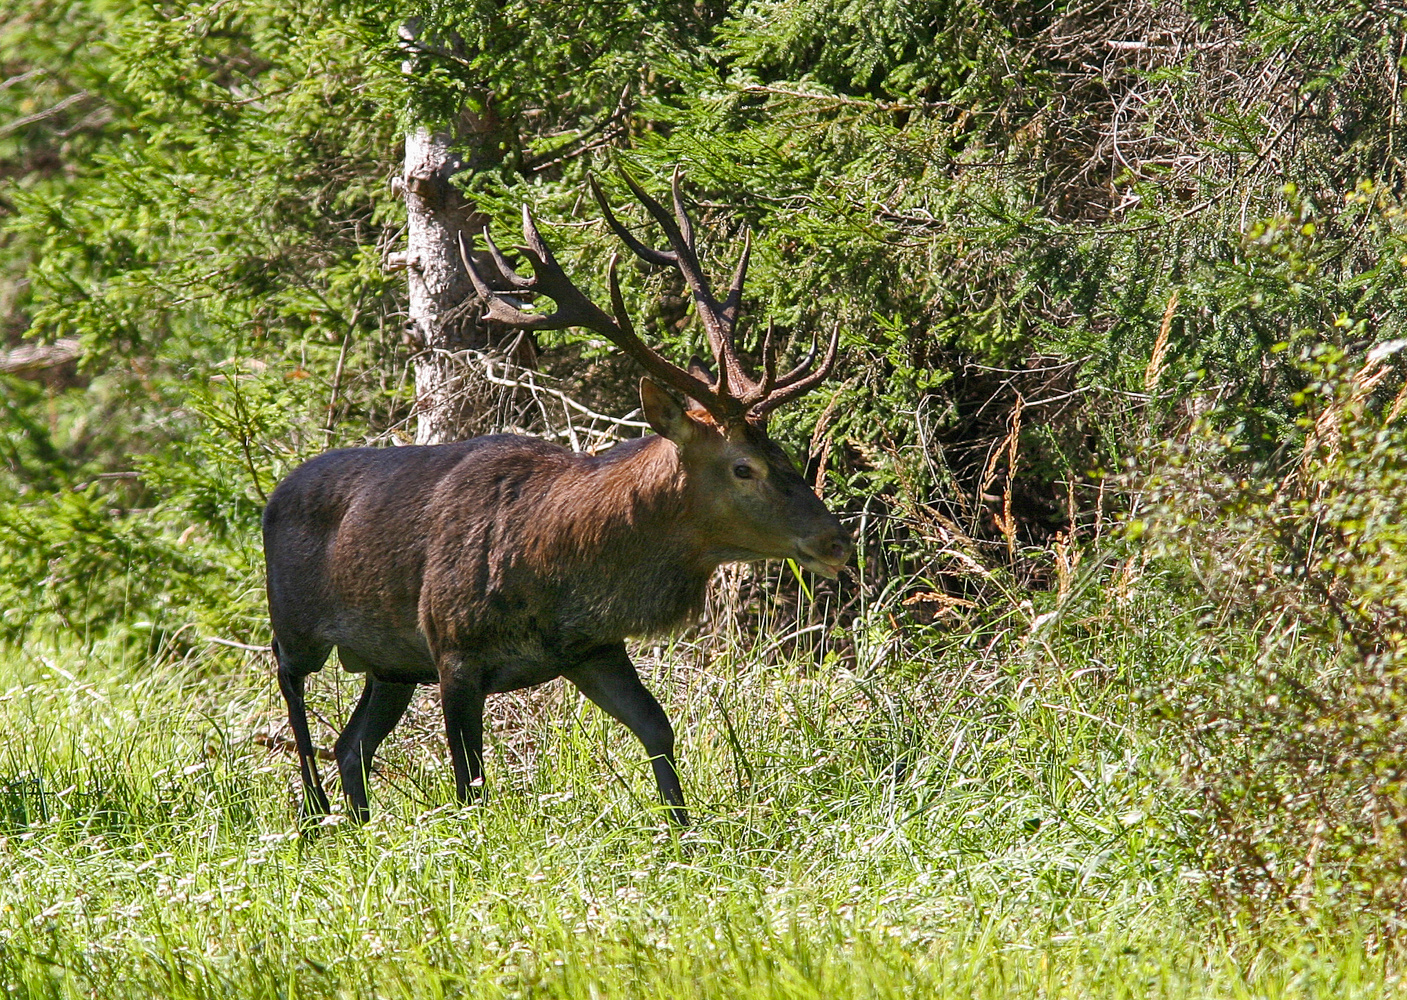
{"left": 0, "top": 338, "right": 80, "bottom": 376}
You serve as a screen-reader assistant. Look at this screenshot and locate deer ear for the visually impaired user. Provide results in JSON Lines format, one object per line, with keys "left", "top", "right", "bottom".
{"left": 640, "top": 378, "right": 694, "bottom": 443}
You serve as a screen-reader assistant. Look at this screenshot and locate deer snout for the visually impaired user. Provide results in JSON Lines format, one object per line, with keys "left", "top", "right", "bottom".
{"left": 796, "top": 528, "right": 853, "bottom": 578}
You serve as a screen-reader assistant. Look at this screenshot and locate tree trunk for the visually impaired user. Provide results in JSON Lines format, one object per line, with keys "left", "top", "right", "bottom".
{"left": 395, "top": 23, "right": 535, "bottom": 445}
{"left": 400, "top": 125, "right": 488, "bottom": 445}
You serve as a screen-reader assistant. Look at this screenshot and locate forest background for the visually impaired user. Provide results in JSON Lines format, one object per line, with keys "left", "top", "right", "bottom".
{"left": 4, "top": 0, "right": 1407, "bottom": 996}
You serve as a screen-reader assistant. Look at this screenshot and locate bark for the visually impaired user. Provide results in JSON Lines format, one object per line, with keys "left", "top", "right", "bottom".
{"left": 396, "top": 24, "right": 536, "bottom": 444}
{"left": 400, "top": 125, "right": 488, "bottom": 445}
{"left": 0, "top": 337, "right": 82, "bottom": 388}
{"left": 0, "top": 337, "right": 80, "bottom": 376}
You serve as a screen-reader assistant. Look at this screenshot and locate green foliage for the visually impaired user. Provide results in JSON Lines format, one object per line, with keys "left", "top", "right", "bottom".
{"left": 1141, "top": 340, "right": 1407, "bottom": 927}
{"left": 0, "top": 605, "right": 1389, "bottom": 998}
{"left": 0, "top": 0, "right": 409, "bottom": 642}
{"left": 0, "top": 362, "right": 330, "bottom": 645}
{"left": 0, "top": 485, "right": 201, "bottom": 646}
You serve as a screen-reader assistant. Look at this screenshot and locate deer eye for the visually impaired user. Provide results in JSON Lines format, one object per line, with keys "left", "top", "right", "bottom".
{"left": 733, "top": 463, "right": 754, "bottom": 480}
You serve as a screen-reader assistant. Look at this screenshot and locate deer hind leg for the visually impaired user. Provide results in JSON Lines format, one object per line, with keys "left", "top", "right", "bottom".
{"left": 273, "top": 638, "right": 333, "bottom": 821}
{"left": 564, "top": 644, "right": 688, "bottom": 826}
{"left": 334, "top": 671, "right": 416, "bottom": 823}
{"left": 437, "top": 655, "right": 486, "bottom": 806}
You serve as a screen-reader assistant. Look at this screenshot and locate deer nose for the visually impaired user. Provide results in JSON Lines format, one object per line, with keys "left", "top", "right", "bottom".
{"left": 802, "top": 529, "right": 853, "bottom": 567}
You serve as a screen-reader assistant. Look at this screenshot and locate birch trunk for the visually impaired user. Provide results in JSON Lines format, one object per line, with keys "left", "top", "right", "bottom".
{"left": 400, "top": 125, "right": 486, "bottom": 445}
{"left": 394, "top": 16, "right": 535, "bottom": 444}
{"left": 398, "top": 127, "right": 537, "bottom": 444}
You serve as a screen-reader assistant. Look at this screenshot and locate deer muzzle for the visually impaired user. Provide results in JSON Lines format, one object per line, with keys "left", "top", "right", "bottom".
{"left": 795, "top": 529, "right": 853, "bottom": 579}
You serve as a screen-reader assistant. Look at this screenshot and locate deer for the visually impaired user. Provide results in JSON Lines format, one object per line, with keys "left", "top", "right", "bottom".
{"left": 262, "top": 169, "right": 852, "bottom": 827}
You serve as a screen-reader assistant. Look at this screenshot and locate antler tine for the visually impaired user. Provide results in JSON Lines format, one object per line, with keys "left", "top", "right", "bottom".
{"left": 519, "top": 203, "right": 561, "bottom": 271}
{"left": 771, "top": 327, "right": 820, "bottom": 390}
{"left": 617, "top": 168, "right": 690, "bottom": 258}
{"left": 603, "top": 254, "right": 636, "bottom": 336}
{"left": 478, "top": 219, "right": 534, "bottom": 291}
{"left": 749, "top": 322, "right": 841, "bottom": 419}
{"left": 756, "top": 320, "right": 777, "bottom": 400}
{"left": 589, "top": 175, "right": 676, "bottom": 269}
{"left": 719, "top": 228, "right": 751, "bottom": 332}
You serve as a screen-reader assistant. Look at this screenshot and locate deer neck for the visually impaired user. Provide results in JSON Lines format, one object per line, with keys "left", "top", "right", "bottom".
{"left": 521, "top": 435, "right": 714, "bottom": 639}
{"left": 589, "top": 434, "right": 712, "bottom": 571}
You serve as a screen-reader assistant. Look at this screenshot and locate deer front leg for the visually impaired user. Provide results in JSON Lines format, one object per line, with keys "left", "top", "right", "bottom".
{"left": 438, "top": 657, "right": 486, "bottom": 805}
{"left": 564, "top": 643, "right": 688, "bottom": 826}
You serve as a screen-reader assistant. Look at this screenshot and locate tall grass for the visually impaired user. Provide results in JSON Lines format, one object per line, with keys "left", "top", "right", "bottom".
{"left": 0, "top": 587, "right": 1400, "bottom": 998}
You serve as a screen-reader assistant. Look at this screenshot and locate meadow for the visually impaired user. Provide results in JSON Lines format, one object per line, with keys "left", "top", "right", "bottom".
{"left": 1, "top": 585, "right": 1398, "bottom": 998}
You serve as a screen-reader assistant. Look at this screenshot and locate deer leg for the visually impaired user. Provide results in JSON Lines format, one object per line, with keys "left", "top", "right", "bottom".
{"left": 564, "top": 644, "right": 688, "bottom": 826}
{"left": 273, "top": 639, "right": 332, "bottom": 820}
{"left": 438, "top": 661, "right": 486, "bottom": 805}
{"left": 334, "top": 674, "right": 417, "bottom": 823}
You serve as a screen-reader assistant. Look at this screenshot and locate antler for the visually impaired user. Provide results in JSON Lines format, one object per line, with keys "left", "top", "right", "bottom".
{"left": 459, "top": 209, "right": 725, "bottom": 416}
{"left": 462, "top": 170, "right": 839, "bottom": 425}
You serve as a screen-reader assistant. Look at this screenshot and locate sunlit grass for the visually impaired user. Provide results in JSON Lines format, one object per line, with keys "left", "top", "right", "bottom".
{"left": 0, "top": 596, "right": 1401, "bottom": 997}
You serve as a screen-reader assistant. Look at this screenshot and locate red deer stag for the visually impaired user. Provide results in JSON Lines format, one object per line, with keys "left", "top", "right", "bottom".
{"left": 263, "top": 170, "right": 851, "bottom": 826}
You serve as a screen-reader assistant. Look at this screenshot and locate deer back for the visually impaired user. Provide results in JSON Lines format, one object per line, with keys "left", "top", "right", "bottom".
{"left": 264, "top": 435, "right": 716, "bottom": 680}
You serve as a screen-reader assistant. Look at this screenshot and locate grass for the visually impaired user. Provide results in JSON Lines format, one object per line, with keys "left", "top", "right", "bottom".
{"left": 0, "top": 592, "right": 1402, "bottom": 998}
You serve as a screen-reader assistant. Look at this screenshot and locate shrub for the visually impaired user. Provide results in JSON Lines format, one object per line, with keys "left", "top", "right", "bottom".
{"left": 1141, "top": 337, "right": 1407, "bottom": 930}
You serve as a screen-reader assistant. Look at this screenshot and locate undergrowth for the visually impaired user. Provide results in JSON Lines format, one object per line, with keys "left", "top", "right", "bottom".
{"left": 1140, "top": 341, "right": 1407, "bottom": 931}
{"left": 0, "top": 581, "right": 1401, "bottom": 998}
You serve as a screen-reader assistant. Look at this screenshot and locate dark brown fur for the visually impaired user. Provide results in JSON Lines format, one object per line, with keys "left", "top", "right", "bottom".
{"left": 264, "top": 401, "right": 850, "bottom": 826}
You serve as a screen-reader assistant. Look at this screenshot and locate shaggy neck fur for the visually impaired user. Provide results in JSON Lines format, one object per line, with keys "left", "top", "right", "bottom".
{"left": 517, "top": 434, "right": 715, "bottom": 640}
